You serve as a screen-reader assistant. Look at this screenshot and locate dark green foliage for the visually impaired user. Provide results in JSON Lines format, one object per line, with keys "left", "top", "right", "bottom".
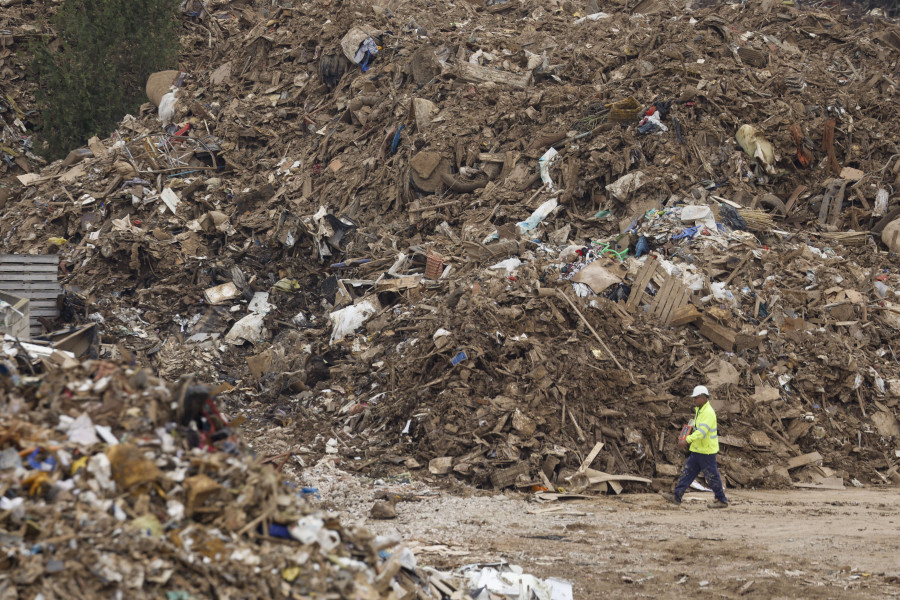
{"left": 30, "top": 0, "right": 180, "bottom": 159}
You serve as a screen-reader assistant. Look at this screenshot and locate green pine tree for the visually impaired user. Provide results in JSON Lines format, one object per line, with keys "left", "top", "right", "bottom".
{"left": 30, "top": 0, "right": 181, "bottom": 159}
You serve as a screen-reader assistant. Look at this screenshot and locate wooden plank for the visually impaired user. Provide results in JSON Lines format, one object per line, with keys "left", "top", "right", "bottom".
{"left": 828, "top": 180, "right": 848, "bottom": 227}
{"left": 491, "top": 462, "right": 530, "bottom": 489}
{"left": 650, "top": 276, "right": 675, "bottom": 318}
{"left": 0, "top": 264, "right": 59, "bottom": 273}
{"left": 669, "top": 304, "right": 701, "bottom": 327}
{"left": 656, "top": 463, "right": 680, "bottom": 477}
{"left": 653, "top": 277, "right": 674, "bottom": 320}
{"left": 648, "top": 276, "right": 671, "bottom": 317}
{"left": 0, "top": 282, "right": 58, "bottom": 290}
{"left": 660, "top": 280, "right": 685, "bottom": 322}
{"left": 582, "top": 468, "right": 653, "bottom": 485}
{"left": 626, "top": 258, "right": 658, "bottom": 310}
{"left": 664, "top": 287, "right": 686, "bottom": 325}
{"left": 698, "top": 317, "right": 736, "bottom": 351}
{"left": 28, "top": 306, "right": 61, "bottom": 314}
{"left": 787, "top": 451, "right": 823, "bottom": 470}
{"left": 735, "top": 333, "right": 760, "bottom": 352}
{"left": 1, "top": 296, "right": 59, "bottom": 305}
{"left": 0, "top": 266, "right": 59, "bottom": 274}
{"left": 724, "top": 250, "right": 753, "bottom": 286}
{"left": 0, "top": 275, "right": 59, "bottom": 283}
{"left": 575, "top": 442, "right": 604, "bottom": 476}
{"left": 456, "top": 62, "right": 532, "bottom": 89}
{"left": 792, "top": 479, "right": 844, "bottom": 490}
{"left": 660, "top": 281, "right": 688, "bottom": 326}
{"left": 0, "top": 281, "right": 61, "bottom": 290}
{"left": 607, "top": 480, "right": 624, "bottom": 495}
{"left": 0, "top": 254, "right": 60, "bottom": 264}
{"left": 29, "top": 306, "right": 59, "bottom": 313}
{"left": 668, "top": 287, "right": 692, "bottom": 325}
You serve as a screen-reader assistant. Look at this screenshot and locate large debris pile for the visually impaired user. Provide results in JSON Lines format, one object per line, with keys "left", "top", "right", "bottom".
{"left": 2, "top": 343, "right": 579, "bottom": 599}
{"left": 0, "top": 348, "right": 434, "bottom": 599}
{"left": 1, "top": 0, "right": 900, "bottom": 496}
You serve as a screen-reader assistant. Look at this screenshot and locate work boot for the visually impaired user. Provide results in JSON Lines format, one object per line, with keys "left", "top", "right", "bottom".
{"left": 660, "top": 492, "right": 681, "bottom": 505}
{"left": 707, "top": 499, "right": 728, "bottom": 509}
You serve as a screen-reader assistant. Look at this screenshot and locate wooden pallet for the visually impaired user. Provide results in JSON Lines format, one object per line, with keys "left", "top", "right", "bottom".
{"left": 649, "top": 276, "right": 690, "bottom": 326}
{"left": 0, "top": 254, "right": 61, "bottom": 337}
{"left": 626, "top": 257, "right": 690, "bottom": 326}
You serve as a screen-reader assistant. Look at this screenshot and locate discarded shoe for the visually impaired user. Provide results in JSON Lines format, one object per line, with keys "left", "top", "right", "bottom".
{"left": 708, "top": 499, "right": 729, "bottom": 509}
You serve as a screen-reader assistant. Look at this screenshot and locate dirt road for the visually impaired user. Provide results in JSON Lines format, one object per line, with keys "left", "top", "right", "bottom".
{"left": 358, "top": 486, "right": 900, "bottom": 599}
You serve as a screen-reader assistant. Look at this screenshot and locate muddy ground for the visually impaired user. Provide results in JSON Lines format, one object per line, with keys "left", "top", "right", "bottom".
{"left": 291, "top": 455, "right": 900, "bottom": 599}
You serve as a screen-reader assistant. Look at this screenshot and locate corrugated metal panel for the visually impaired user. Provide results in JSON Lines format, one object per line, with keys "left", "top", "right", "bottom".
{"left": 0, "top": 254, "right": 61, "bottom": 337}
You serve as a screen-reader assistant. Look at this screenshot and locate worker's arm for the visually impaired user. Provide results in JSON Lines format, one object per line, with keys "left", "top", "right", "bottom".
{"left": 686, "top": 406, "right": 714, "bottom": 444}
{"left": 684, "top": 428, "right": 703, "bottom": 444}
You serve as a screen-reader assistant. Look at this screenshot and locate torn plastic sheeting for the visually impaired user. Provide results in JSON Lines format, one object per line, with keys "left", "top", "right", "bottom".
{"left": 463, "top": 565, "right": 574, "bottom": 600}
{"left": 736, "top": 124, "right": 777, "bottom": 174}
{"left": 288, "top": 515, "right": 341, "bottom": 551}
{"left": 66, "top": 413, "right": 100, "bottom": 446}
{"left": 225, "top": 313, "right": 267, "bottom": 345}
{"left": 690, "top": 480, "right": 712, "bottom": 492}
{"left": 574, "top": 12, "right": 611, "bottom": 23}
{"left": 159, "top": 91, "right": 177, "bottom": 123}
{"left": 538, "top": 147, "right": 558, "bottom": 190}
{"left": 517, "top": 198, "right": 558, "bottom": 235}
{"left": 248, "top": 292, "right": 273, "bottom": 315}
{"left": 709, "top": 281, "right": 736, "bottom": 304}
{"left": 680, "top": 205, "right": 717, "bottom": 229}
{"left": 329, "top": 298, "right": 379, "bottom": 344}
{"left": 488, "top": 257, "right": 522, "bottom": 274}
{"left": 605, "top": 171, "right": 647, "bottom": 201}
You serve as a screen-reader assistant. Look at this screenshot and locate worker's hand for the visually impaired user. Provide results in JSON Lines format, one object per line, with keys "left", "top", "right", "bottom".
{"left": 677, "top": 438, "right": 687, "bottom": 448}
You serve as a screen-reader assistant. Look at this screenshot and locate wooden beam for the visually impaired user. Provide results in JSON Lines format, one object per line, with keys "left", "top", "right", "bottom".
{"left": 491, "top": 462, "right": 530, "bottom": 489}
{"left": 724, "top": 250, "right": 753, "bottom": 286}
{"left": 582, "top": 468, "right": 653, "bottom": 486}
{"left": 669, "top": 304, "right": 701, "bottom": 327}
{"left": 698, "top": 317, "right": 736, "bottom": 352}
{"left": 456, "top": 62, "right": 532, "bottom": 89}
{"left": 786, "top": 451, "right": 823, "bottom": 470}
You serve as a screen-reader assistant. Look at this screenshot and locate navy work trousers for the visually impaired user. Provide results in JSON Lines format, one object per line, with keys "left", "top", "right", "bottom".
{"left": 674, "top": 452, "right": 728, "bottom": 503}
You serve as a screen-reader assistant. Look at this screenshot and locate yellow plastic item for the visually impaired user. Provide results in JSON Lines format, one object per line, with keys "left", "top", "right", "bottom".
{"left": 71, "top": 456, "right": 89, "bottom": 475}
{"left": 48, "top": 237, "right": 68, "bottom": 246}
{"left": 24, "top": 471, "right": 51, "bottom": 496}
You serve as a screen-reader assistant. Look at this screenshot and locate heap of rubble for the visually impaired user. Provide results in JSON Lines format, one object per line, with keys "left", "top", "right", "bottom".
{"left": 1, "top": 0, "right": 899, "bottom": 498}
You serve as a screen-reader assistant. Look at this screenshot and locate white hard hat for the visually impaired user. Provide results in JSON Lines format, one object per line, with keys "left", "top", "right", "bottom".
{"left": 691, "top": 385, "right": 709, "bottom": 397}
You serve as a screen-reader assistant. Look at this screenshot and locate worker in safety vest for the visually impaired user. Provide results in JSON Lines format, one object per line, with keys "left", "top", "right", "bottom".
{"left": 662, "top": 385, "right": 729, "bottom": 508}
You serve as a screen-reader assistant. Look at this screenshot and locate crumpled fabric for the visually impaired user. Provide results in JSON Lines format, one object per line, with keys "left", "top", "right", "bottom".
{"left": 354, "top": 38, "right": 379, "bottom": 71}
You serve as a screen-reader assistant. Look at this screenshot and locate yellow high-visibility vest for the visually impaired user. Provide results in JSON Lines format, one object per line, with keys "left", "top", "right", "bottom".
{"left": 685, "top": 401, "right": 719, "bottom": 454}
